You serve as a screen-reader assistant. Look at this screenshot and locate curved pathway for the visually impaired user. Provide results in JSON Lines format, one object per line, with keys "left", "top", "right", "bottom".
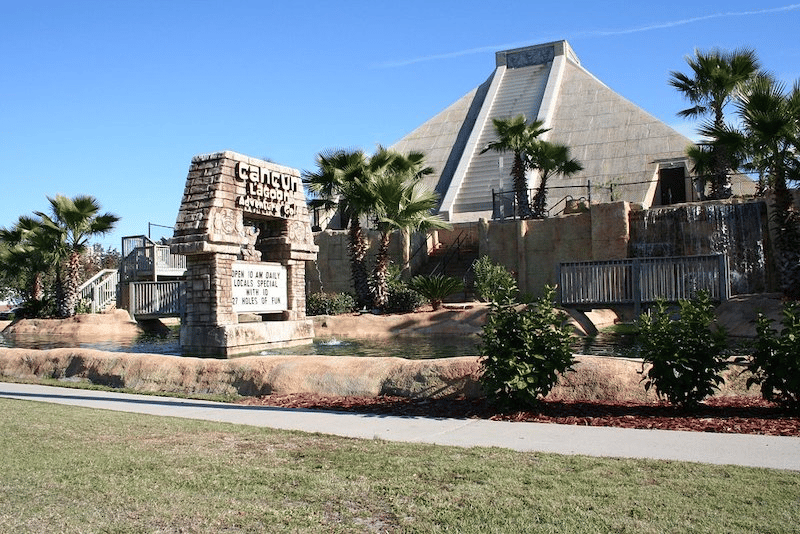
{"left": 1, "top": 382, "right": 798, "bottom": 471}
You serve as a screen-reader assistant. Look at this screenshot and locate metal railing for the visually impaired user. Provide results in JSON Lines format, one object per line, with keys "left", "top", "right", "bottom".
{"left": 77, "top": 269, "right": 119, "bottom": 313}
{"left": 126, "top": 281, "right": 186, "bottom": 319}
{"left": 492, "top": 182, "right": 594, "bottom": 220}
{"left": 558, "top": 254, "right": 730, "bottom": 315}
{"left": 428, "top": 230, "right": 469, "bottom": 276}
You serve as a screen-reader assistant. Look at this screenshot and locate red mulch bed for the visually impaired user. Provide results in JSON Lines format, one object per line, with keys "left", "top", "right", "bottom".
{"left": 239, "top": 394, "right": 800, "bottom": 437}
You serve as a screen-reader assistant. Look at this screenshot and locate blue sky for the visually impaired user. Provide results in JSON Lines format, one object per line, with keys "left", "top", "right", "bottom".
{"left": 2, "top": 1, "right": 799, "bottom": 250}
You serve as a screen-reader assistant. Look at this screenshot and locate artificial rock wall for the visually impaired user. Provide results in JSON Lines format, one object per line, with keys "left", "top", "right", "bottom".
{"left": 309, "top": 202, "right": 632, "bottom": 299}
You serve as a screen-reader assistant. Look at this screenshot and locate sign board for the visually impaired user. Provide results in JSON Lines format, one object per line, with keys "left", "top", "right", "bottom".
{"left": 231, "top": 261, "right": 287, "bottom": 313}
{"left": 234, "top": 161, "right": 300, "bottom": 219}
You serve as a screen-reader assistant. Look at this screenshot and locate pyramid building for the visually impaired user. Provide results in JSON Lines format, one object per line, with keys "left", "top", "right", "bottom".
{"left": 391, "top": 40, "right": 713, "bottom": 222}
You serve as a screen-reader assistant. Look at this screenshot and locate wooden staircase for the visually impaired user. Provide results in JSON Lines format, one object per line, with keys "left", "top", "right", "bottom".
{"left": 78, "top": 269, "right": 119, "bottom": 313}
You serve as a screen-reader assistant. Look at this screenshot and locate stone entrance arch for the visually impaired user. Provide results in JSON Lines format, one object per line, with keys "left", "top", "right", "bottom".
{"left": 171, "top": 151, "right": 318, "bottom": 356}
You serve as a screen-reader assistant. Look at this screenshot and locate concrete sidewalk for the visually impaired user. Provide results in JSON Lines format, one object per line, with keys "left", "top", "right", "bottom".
{"left": 1, "top": 382, "right": 798, "bottom": 471}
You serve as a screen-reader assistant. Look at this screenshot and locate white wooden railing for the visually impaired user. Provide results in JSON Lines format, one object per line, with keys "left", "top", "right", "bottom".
{"left": 126, "top": 281, "right": 186, "bottom": 318}
{"left": 78, "top": 269, "right": 119, "bottom": 313}
{"left": 120, "top": 235, "right": 186, "bottom": 281}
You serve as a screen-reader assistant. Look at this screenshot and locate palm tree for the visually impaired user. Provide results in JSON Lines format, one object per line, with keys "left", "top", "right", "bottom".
{"left": 528, "top": 141, "right": 584, "bottom": 219}
{"left": 35, "top": 195, "right": 119, "bottom": 317}
{"left": 481, "top": 115, "right": 549, "bottom": 218}
{"left": 369, "top": 152, "right": 451, "bottom": 310}
{"left": 0, "top": 216, "right": 56, "bottom": 306}
{"left": 704, "top": 74, "right": 800, "bottom": 296}
{"left": 303, "top": 149, "right": 381, "bottom": 308}
{"left": 734, "top": 75, "right": 800, "bottom": 296}
{"left": 669, "top": 48, "right": 760, "bottom": 198}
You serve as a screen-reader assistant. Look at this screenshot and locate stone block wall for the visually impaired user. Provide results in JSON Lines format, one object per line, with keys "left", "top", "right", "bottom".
{"left": 171, "top": 151, "right": 317, "bottom": 355}
{"left": 306, "top": 228, "right": 425, "bottom": 295}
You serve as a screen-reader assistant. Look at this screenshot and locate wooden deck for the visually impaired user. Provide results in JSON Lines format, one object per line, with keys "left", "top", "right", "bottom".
{"left": 120, "top": 235, "right": 186, "bottom": 282}
{"left": 114, "top": 236, "right": 188, "bottom": 319}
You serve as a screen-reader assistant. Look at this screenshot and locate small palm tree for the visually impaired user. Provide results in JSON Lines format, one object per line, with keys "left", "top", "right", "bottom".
{"left": 669, "top": 47, "right": 760, "bottom": 198}
{"left": 36, "top": 195, "right": 119, "bottom": 317}
{"left": 481, "top": 115, "right": 549, "bottom": 218}
{"left": 528, "top": 141, "right": 583, "bottom": 219}
{"left": 408, "top": 274, "right": 463, "bottom": 311}
{"left": 724, "top": 75, "right": 800, "bottom": 296}
{"left": 370, "top": 150, "right": 451, "bottom": 310}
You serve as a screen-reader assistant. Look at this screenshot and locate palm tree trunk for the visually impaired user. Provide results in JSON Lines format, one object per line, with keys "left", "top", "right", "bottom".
{"left": 531, "top": 183, "right": 547, "bottom": 219}
{"left": 30, "top": 272, "right": 43, "bottom": 302}
{"left": 371, "top": 231, "right": 392, "bottom": 310}
{"left": 60, "top": 251, "right": 81, "bottom": 317}
{"left": 711, "top": 146, "right": 733, "bottom": 199}
{"left": 348, "top": 218, "right": 372, "bottom": 308}
{"left": 512, "top": 153, "right": 532, "bottom": 219}
{"left": 771, "top": 164, "right": 800, "bottom": 298}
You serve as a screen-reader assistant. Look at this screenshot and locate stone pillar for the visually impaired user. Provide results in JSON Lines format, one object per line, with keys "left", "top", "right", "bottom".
{"left": 171, "top": 151, "right": 318, "bottom": 356}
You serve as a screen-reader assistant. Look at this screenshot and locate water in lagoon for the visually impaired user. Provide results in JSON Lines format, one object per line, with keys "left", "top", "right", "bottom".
{"left": 261, "top": 336, "right": 479, "bottom": 359}
{"left": 1, "top": 329, "right": 646, "bottom": 359}
{"left": 0, "top": 331, "right": 183, "bottom": 355}
{"left": 0, "top": 331, "right": 478, "bottom": 359}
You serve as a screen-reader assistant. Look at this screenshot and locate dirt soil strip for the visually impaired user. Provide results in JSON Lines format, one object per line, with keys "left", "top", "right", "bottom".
{"left": 240, "top": 394, "right": 800, "bottom": 437}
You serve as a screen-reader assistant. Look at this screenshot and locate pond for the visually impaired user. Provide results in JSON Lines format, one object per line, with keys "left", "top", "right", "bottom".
{"left": 0, "top": 329, "right": 648, "bottom": 359}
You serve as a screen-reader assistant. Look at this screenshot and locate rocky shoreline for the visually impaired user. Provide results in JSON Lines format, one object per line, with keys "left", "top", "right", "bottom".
{"left": 0, "top": 301, "right": 766, "bottom": 402}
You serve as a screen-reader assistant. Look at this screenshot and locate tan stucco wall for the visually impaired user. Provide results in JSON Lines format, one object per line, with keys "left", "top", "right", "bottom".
{"left": 308, "top": 202, "right": 633, "bottom": 299}
{"left": 479, "top": 201, "right": 632, "bottom": 297}
{"left": 306, "top": 229, "right": 428, "bottom": 296}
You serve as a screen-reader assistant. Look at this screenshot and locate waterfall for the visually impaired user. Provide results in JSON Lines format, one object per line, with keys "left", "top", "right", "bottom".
{"left": 629, "top": 201, "right": 769, "bottom": 295}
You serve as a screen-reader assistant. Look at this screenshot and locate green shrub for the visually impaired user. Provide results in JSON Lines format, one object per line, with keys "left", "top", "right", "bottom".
{"left": 305, "top": 292, "right": 356, "bottom": 316}
{"left": 14, "top": 298, "right": 56, "bottom": 319}
{"left": 637, "top": 292, "right": 728, "bottom": 408}
{"left": 408, "top": 274, "right": 463, "bottom": 310}
{"left": 747, "top": 302, "right": 800, "bottom": 410}
{"left": 75, "top": 299, "right": 93, "bottom": 315}
{"left": 383, "top": 285, "right": 425, "bottom": 314}
{"left": 472, "top": 255, "right": 517, "bottom": 304}
{"left": 479, "top": 286, "right": 576, "bottom": 409}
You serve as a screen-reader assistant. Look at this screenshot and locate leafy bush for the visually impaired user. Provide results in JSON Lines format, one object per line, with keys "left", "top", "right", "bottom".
{"left": 472, "top": 255, "right": 517, "bottom": 304}
{"left": 408, "top": 274, "right": 463, "bottom": 310}
{"left": 479, "top": 286, "right": 576, "bottom": 409}
{"left": 637, "top": 292, "right": 728, "bottom": 408}
{"left": 747, "top": 302, "right": 800, "bottom": 410}
{"left": 365, "top": 262, "right": 425, "bottom": 313}
{"left": 383, "top": 285, "right": 425, "bottom": 313}
{"left": 75, "top": 299, "right": 93, "bottom": 315}
{"left": 13, "top": 298, "right": 56, "bottom": 319}
{"left": 306, "top": 292, "right": 356, "bottom": 316}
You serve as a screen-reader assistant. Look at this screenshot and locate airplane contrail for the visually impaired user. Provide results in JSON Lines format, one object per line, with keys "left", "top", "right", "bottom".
{"left": 377, "top": 3, "right": 800, "bottom": 68}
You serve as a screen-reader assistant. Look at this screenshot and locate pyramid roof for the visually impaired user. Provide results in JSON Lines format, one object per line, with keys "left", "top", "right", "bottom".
{"left": 391, "top": 40, "right": 721, "bottom": 221}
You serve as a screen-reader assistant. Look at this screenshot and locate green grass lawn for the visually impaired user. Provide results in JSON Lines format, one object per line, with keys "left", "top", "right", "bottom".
{"left": 1, "top": 398, "right": 798, "bottom": 533}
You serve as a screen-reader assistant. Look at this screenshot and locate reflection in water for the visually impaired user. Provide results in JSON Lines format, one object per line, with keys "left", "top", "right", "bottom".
{"left": 0, "top": 331, "right": 181, "bottom": 355}
{"left": 1, "top": 328, "right": 652, "bottom": 359}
